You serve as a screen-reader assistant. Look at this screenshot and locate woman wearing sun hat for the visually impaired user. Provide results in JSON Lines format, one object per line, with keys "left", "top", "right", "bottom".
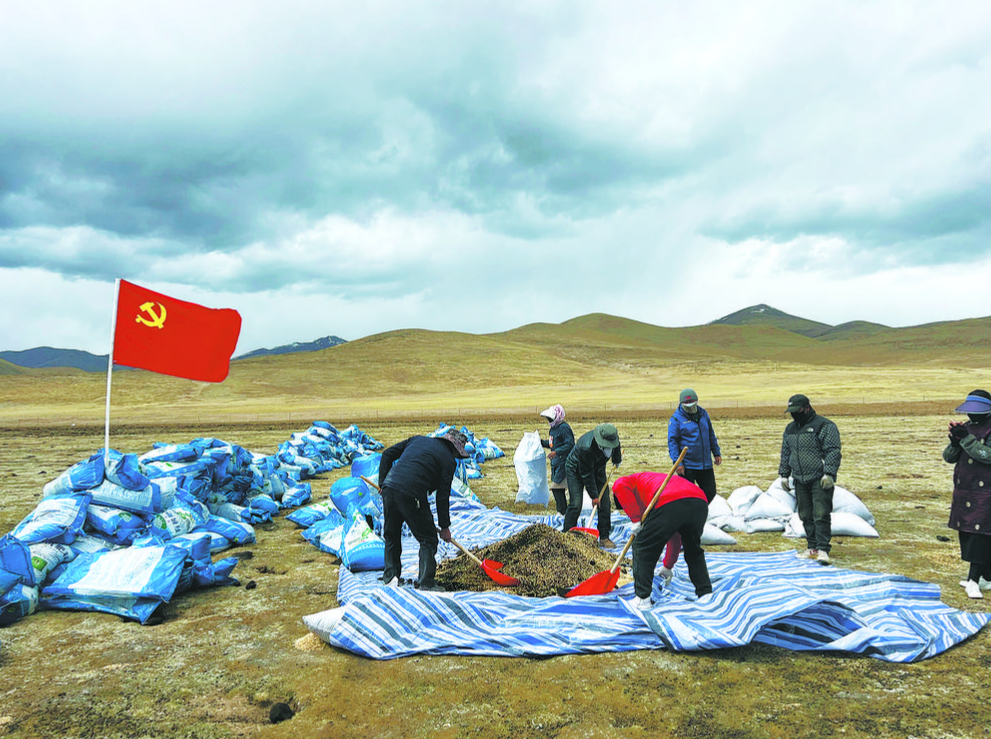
{"left": 563, "top": 423, "right": 622, "bottom": 548}
{"left": 538, "top": 404, "right": 575, "bottom": 515}
{"left": 943, "top": 389, "right": 991, "bottom": 599}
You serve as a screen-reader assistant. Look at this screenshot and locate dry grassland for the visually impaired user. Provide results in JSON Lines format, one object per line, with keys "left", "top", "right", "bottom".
{"left": 1, "top": 402, "right": 989, "bottom": 739}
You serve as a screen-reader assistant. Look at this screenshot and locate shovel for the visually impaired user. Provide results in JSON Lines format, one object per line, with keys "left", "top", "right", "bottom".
{"left": 359, "top": 475, "right": 519, "bottom": 587}
{"left": 564, "top": 447, "right": 688, "bottom": 598}
{"left": 441, "top": 529, "right": 520, "bottom": 587}
{"left": 569, "top": 477, "right": 610, "bottom": 538}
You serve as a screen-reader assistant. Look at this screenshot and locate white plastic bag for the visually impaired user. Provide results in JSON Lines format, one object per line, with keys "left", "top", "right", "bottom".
{"left": 513, "top": 431, "right": 550, "bottom": 505}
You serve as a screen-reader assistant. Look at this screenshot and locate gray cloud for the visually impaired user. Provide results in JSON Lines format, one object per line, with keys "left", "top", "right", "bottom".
{"left": 2, "top": 0, "right": 991, "bottom": 352}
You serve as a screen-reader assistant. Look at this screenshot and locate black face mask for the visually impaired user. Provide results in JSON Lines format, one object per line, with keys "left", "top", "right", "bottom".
{"left": 791, "top": 411, "right": 811, "bottom": 425}
{"left": 968, "top": 413, "right": 991, "bottom": 424}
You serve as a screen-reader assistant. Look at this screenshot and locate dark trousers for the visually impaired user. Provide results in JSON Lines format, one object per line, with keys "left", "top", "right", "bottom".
{"left": 632, "top": 498, "right": 712, "bottom": 598}
{"left": 381, "top": 485, "right": 439, "bottom": 588}
{"left": 562, "top": 470, "right": 611, "bottom": 539}
{"left": 550, "top": 486, "right": 568, "bottom": 515}
{"left": 682, "top": 467, "right": 717, "bottom": 503}
{"left": 795, "top": 478, "right": 833, "bottom": 553}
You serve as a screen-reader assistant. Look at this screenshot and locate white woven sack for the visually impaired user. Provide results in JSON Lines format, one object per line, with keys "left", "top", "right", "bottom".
{"left": 513, "top": 431, "right": 550, "bottom": 505}
{"left": 303, "top": 605, "right": 348, "bottom": 643}
{"left": 764, "top": 478, "right": 797, "bottom": 507}
{"left": 706, "top": 494, "right": 734, "bottom": 526}
{"left": 745, "top": 516, "right": 788, "bottom": 533}
{"left": 719, "top": 515, "right": 747, "bottom": 532}
{"left": 783, "top": 511, "right": 880, "bottom": 538}
{"left": 701, "top": 522, "right": 737, "bottom": 545}
{"left": 833, "top": 487, "right": 876, "bottom": 526}
{"left": 745, "top": 492, "right": 795, "bottom": 520}
{"left": 726, "top": 485, "right": 763, "bottom": 516}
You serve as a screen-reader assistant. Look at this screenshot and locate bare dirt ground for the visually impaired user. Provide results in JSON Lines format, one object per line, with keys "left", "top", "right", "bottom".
{"left": 1, "top": 408, "right": 989, "bottom": 739}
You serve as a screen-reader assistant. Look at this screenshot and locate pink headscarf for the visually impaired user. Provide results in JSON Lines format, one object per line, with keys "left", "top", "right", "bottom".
{"left": 539, "top": 404, "right": 566, "bottom": 428}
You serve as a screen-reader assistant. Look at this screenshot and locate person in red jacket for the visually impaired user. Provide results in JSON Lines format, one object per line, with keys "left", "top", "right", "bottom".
{"left": 612, "top": 471, "right": 713, "bottom": 610}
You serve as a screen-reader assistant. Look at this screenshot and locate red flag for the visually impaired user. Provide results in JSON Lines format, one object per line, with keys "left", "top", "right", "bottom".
{"left": 113, "top": 279, "right": 242, "bottom": 382}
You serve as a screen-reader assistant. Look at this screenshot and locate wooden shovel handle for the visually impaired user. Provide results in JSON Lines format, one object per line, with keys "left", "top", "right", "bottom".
{"left": 609, "top": 447, "right": 688, "bottom": 573}
{"left": 441, "top": 531, "right": 486, "bottom": 567}
{"left": 362, "top": 475, "right": 482, "bottom": 566}
{"left": 583, "top": 475, "right": 610, "bottom": 527}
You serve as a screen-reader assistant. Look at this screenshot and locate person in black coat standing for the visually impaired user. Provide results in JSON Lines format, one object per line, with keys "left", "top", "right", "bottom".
{"left": 378, "top": 428, "right": 470, "bottom": 591}
{"left": 779, "top": 394, "right": 842, "bottom": 565}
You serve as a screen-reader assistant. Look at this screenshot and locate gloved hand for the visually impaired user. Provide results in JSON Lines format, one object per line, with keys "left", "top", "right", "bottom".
{"left": 780, "top": 476, "right": 791, "bottom": 492}
{"left": 950, "top": 424, "right": 969, "bottom": 441}
{"left": 820, "top": 475, "right": 835, "bottom": 490}
{"left": 629, "top": 521, "right": 642, "bottom": 535}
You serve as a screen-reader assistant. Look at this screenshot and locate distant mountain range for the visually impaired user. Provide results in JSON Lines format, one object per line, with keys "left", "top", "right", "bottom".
{"left": 0, "top": 347, "right": 111, "bottom": 373}
{"left": 710, "top": 304, "right": 890, "bottom": 339}
{"left": 0, "top": 335, "right": 349, "bottom": 372}
{"left": 234, "top": 335, "right": 347, "bottom": 360}
{"left": 0, "top": 303, "right": 979, "bottom": 373}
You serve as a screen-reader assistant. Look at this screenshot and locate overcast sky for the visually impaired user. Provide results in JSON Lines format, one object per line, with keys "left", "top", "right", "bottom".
{"left": 2, "top": 1, "right": 990, "bottom": 354}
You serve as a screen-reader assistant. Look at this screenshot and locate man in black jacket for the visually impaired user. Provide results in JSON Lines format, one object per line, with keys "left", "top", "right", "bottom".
{"left": 378, "top": 428, "right": 470, "bottom": 591}
{"left": 778, "top": 394, "right": 842, "bottom": 564}
{"left": 563, "top": 423, "right": 622, "bottom": 548}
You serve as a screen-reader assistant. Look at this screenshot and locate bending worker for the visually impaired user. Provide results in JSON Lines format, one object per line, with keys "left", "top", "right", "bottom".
{"left": 563, "top": 423, "right": 622, "bottom": 548}
{"left": 378, "top": 428, "right": 471, "bottom": 591}
{"left": 613, "top": 470, "right": 713, "bottom": 610}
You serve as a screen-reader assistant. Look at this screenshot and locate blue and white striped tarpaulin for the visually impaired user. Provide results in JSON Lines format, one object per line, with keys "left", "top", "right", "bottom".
{"left": 306, "top": 506, "right": 989, "bottom": 662}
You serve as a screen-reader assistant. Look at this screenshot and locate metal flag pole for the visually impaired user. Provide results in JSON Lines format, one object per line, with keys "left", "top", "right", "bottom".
{"left": 104, "top": 278, "right": 121, "bottom": 466}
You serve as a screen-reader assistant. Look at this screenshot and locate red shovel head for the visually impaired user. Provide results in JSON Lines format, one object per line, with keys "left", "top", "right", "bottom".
{"left": 480, "top": 559, "right": 519, "bottom": 586}
{"left": 568, "top": 526, "right": 599, "bottom": 538}
{"left": 565, "top": 567, "right": 621, "bottom": 598}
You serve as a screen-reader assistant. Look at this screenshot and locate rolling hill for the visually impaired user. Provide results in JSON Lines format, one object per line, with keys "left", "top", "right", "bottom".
{"left": 2, "top": 306, "right": 990, "bottom": 423}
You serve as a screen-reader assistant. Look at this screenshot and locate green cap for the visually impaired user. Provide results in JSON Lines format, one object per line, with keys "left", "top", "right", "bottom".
{"left": 593, "top": 423, "right": 620, "bottom": 450}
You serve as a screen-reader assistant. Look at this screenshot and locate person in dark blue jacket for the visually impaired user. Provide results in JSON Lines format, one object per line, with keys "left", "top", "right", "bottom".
{"left": 378, "top": 429, "right": 470, "bottom": 591}
{"left": 667, "top": 388, "right": 722, "bottom": 503}
{"left": 539, "top": 404, "right": 575, "bottom": 515}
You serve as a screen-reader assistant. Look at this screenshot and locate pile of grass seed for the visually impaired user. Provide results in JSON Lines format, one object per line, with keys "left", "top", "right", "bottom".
{"left": 436, "top": 523, "right": 623, "bottom": 597}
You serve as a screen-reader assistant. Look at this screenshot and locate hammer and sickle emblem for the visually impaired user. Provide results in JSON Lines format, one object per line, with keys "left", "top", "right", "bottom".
{"left": 135, "top": 301, "right": 167, "bottom": 329}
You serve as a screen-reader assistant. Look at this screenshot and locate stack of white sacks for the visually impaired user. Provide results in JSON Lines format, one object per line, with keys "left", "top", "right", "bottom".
{"left": 702, "top": 477, "right": 878, "bottom": 545}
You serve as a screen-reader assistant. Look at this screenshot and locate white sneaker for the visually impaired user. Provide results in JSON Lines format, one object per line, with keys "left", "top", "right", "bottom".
{"left": 384, "top": 577, "right": 399, "bottom": 588}
{"left": 631, "top": 596, "right": 652, "bottom": 611}
{"left": 816, "top": 550, "right": 831, "bottom": 565}
{"left": 963, "top": 580, "right": 983, "bottom": 599}
{"left": 957, "top": 578, "right": 991, "bottom": 591}
{"left": 796, "top": 549, "right": 818, "bottom": 559}
{"left": 658, "top": 566, "right": 674, "bottom": 586}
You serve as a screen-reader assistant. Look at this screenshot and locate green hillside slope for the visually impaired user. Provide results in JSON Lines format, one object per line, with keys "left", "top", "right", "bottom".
{"left": 3, "top": 311, "right": 991, "bottom": 424}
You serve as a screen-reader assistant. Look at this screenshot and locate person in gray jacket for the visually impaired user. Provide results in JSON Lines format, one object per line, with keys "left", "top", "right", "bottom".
{"left": 778, "top": 394, "right": 842, "bottom": 564}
